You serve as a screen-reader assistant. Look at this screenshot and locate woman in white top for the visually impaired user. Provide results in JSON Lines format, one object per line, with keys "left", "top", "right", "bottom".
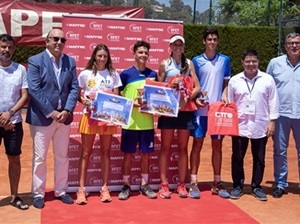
{"left": 76, "top": 44, "right": 122, "bottom": 204}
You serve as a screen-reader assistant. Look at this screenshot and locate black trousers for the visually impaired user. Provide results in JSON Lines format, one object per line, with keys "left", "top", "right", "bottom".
{"left": 231, "top": 136, "right": 268, "bottom": 189}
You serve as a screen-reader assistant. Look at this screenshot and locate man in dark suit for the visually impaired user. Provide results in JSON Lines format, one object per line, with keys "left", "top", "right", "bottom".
{"left": 26, "top": 28, "right": 79, "bottom": 209}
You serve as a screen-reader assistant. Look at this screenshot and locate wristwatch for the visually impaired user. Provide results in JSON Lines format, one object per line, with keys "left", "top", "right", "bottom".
{"left": 9, "top": 109, "right": 15, "bottom": 116}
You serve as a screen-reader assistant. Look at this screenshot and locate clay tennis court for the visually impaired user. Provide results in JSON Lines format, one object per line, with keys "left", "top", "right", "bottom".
{"left": 0, "top": 111, "right": 299, "bottom": 224}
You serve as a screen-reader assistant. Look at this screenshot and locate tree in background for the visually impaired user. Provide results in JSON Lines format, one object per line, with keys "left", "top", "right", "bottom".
{"left": 215, "top": 0, "right": 300, "bottom": 26}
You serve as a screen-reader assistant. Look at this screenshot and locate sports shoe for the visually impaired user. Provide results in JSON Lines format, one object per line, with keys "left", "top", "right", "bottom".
{"left": 272, "top": 187, "right": 286, "bottom": 198}
{"left": 140, "top": 184, "right": 157, "bottom": 199}
{"left": 159, "top": 182, "right": 171, "bottom": 199}
{"left": 175, "top": 183, "right": 188, "bottom": 198}
{"left": 76, "top": 188, "right": 87, "bottom": 205}
{"left": 100, "top": 186, "right": 112, "bottom": 203}
{"left": 230, "top": 186, "right": 243, "bottom": 199}
{"left": 252, "top": 188, "right": 267, "bottom": 201}
{"left": 189, "top": 183, "right": 201, "bottom": 199}
{"left": 118, "top": 185, "right": 131, "bottom": 200}
{"left": 211, "top": 181, "right": 230, "bottom": 198}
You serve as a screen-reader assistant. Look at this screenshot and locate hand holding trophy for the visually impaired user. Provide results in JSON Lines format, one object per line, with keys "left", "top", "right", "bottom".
{"left": 86, "top": 90, "right": 97, "bottom": 111}
{"left": 195, "top": 91, "right": 209, "bottom": 108}
{"left": 135, "top": 88, "right": 146, "bottom": 107}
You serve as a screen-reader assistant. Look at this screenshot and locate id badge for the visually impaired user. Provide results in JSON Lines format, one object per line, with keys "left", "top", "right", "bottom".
{"left": 245, "top": 98, "right": 256, "bottom": 115}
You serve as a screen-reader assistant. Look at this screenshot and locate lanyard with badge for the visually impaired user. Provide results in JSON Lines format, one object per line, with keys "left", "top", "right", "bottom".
{"left": 244, "top": 78, "right": 257, "bottom": 115}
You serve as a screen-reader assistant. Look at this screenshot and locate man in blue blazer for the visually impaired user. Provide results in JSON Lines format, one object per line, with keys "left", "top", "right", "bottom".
{"left": 26, "top": 28, "right": 79, "bottom": 209}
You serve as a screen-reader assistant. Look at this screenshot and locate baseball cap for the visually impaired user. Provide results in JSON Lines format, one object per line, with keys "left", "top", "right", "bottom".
{"left": 169, "top": 35, "right": 185, "bottom": 44}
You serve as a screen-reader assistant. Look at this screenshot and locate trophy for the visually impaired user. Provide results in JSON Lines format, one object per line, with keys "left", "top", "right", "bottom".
{"left": 137, "top": 88, "right": 146, "bottom": 106}
{"left": 86, "top": 90, "right": 97, "bottom": 111}
{"left": 197, "top": 91, "right": 209, "bottom": 107}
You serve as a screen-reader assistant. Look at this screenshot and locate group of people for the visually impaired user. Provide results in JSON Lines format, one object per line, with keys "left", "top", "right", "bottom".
{"left": 0, "top": 27, "right": 299, "bottom": 210}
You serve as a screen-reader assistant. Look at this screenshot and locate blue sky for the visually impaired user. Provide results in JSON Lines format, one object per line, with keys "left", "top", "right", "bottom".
{"left": 156, "top": 0, "right": 214, "bottom": 13}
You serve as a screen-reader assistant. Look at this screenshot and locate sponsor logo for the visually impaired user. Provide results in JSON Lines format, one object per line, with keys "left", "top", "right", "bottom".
{"left": 109, "top": 179, "right": 124, "bottom": 184}
{"left": 149, "top": 48, "right": 164, "bottom": 53}
{"left": 69, "top": 157, "right": 80, "bottom": 161}
{"left": 89, "top": 176, "right": 103, "bottom": 186}
{"left": 113, "top": 133, "right": 121, "bottom": 137}
{"left": 109, "top": 47, "right": 125, "bottom": 51}
{"left": 146, "top": 35, "right": 159, "bottom": 43}
{"left": 87, "top": 168, "right": 101, "bottom": 172}
{"left": 111, "top": 144, "right": 120, "bottom": 150}
{"left": 131, "top": 167, "right": 141, "bottom": 172}
{"left": 170, "top": 152, "right": 179, "bottom": 162}
{"left": 70, "top": 134, "right": 81, "bottom": 138}
{"left": 129, "top": 24, "right": 142, "bottom": 32}
{"left": 146, "top": 27, "right": 164, "bottom": 32}
{"left": 89, "top": 21, "right": 103, "bottom": 30}
{"left": 111, "top": 165, "right": 122, "bottom": 173}
{"left": 68, "top": 181, "right": 79, "bottom": 185}
{"left": 66, "top": 31, "right": 80, "bottom": 40}
{"left": 68, "top": 168, "right": 79, "bottom": 174}
{"left": 148, "top": 56, "right": 159, "bottom": 65}
{"left": 215, "top": 112, "right": 233, "bottom": 118}
{"left": 111, "top": 55, "right": 120, "bottom": 64}
{"left": 89, "top": 153, "right": 101, "bottom": 163}
{"left": 125, "top": 58, "right": 135, "bottom": 62}
{"left": 107, "top": 33, "right": 120, "bottom": 42}
{"left": 84, "top": 35, "right": 103, "bottom": 39}
{"left": 131, "top": 175, "right": 142, "bottom": 185}
{"left": 69, "top": 144, "right": 79, "bottom": 151}
{"left": 150, "top": 155, "right": 158, "bottom": 160}
{"left": 132, "top": 153, "right": 141, "bottom": 162}
{"left": 149, "top": 163, "right": 159, "bottom": 173}
{"left": 124, "top": 36, "right": 142, "bottom": 41}
{"left": 93, "top": 145, "right": 101, "bottom": 149}
{"left": 167, "top": 26, "right": 180, "bottom": 34}
{"left": 70, "top": 121, "right": 79, "bottom": 128}
{"left": 150, "top": 178, "right": 160, "bottom": 182}
{"left": 67, "top": 53, "right": 80, "bottom": 62}
{"left": 111, "top": 156, "right": 123, "bottom": 160}
{"left": 107, "top": 25, "right": 126, "bottom": 30}
{"left": 168, "top": 166, "right": 178, "bottom": 171}
{"left": 66, "top": 23, "right": 86, "bottom": 28}
{"left": 171, "top": 174, "right": 179, "bottom": 183}
{"left": 89, "top": 43, "right": 98, "bottom": 51}
{"left": 66, "top": 45, "right": 85, "bottom": 49}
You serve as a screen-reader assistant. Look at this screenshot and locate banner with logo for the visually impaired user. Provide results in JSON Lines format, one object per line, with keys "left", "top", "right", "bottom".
{"left": 0, "top": 1, "right": 143, "bottom": 46}
{"left": 63, "top": 15, "right": 183, "bottom": 192}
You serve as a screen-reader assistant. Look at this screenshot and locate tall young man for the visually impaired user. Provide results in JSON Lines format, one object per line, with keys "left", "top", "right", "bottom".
{"left": 189, "top": 27, "right": 231, "bottom": 199}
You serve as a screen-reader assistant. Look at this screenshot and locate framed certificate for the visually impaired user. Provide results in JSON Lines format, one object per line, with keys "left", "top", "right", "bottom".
{"left": 90, "top": 92, "right": 134, "bottom": 127}
{"left": 139, "top": 84, "right": 180, "bottom": 117}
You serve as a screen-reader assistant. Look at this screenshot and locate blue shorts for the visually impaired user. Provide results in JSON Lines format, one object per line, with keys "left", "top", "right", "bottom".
{"left": 120, "top": 129, "right": 154, "bottom": 153}
{"left": 191, "top": 116, "right": 223, "bottom": 140}
{"left": 0, "top": 122, "right": 23, "bottom": 156}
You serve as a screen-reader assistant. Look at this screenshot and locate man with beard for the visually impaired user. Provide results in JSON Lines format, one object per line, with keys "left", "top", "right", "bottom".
{"left": 0, "top": 34, "right": 29, "bottom": 210}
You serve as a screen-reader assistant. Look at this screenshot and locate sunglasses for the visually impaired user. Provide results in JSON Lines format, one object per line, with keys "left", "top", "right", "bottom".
{"left": 48, "top": 36, "right": 67, "bottom": 43}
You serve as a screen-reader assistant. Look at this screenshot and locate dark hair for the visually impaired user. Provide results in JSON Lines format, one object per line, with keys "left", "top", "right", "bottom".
{"left": 242, "top": 49, "right": 259, "bottom": 60}
{"left": 203, "top": 27, "right": 219, "bottom": 40}
{"left": 0, "top": 34, "right": 15, "bottom": 46}
{"left": 133, "top": 40, "right": 150, "bottom": 52}
{"left": 85, "top": 44, "right": 115, "bottom": 76}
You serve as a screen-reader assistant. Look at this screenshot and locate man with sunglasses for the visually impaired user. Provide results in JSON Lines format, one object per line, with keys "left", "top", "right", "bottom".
{"left": 266, "top": 32, "right": 300, "bottom": 198}
{"left": 26, "top": 28, "right": 79, "bottom": 208}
